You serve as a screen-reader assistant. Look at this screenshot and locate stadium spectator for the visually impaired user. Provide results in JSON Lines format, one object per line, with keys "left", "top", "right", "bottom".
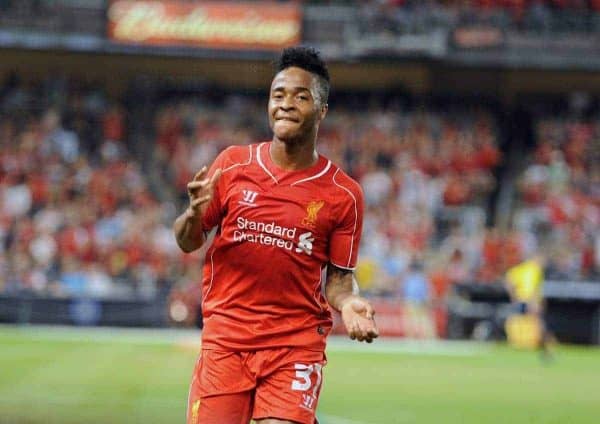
{"left": 401, "top": 260, "right": 436, "bottom": 338}
{"left": 504, "top": 253, "right": 554, "bottom": 356}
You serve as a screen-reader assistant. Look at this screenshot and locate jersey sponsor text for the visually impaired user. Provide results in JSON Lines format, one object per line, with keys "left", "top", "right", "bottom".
{"left": 234, "top": 216, "right": 297, "bottom": 250}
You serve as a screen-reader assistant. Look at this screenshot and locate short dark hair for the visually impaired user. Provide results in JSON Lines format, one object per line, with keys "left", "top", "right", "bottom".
{"left": 275, "top": 46, "right": 330, "bottom": 106}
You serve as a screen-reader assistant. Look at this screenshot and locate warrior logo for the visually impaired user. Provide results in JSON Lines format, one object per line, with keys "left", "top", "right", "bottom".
{"left": 239, "top": 189, "right": 259, "bottom": 206}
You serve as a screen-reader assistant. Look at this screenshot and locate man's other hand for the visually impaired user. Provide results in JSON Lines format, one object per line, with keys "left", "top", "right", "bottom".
{"left": 340, "top": 296, "right": 379, "bottom": 343}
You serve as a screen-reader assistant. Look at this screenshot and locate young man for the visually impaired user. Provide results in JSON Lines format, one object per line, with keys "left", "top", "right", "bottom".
{"left": 174, "top": 46, "right": 378, "bottom": 424}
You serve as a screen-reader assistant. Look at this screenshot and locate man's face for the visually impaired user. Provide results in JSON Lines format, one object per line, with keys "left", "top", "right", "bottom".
{"left": 268, "top": 66, "right": 327, "bottom": 144}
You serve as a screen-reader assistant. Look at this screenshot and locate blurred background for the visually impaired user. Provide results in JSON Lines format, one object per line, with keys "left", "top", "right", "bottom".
{"left": 0, "top": 1, "right": 599, "bottom": 423}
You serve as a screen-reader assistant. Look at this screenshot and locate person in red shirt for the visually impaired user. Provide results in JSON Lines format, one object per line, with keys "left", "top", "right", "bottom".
{"left": 174, "top": 47, "right": 378, "bottom": 424}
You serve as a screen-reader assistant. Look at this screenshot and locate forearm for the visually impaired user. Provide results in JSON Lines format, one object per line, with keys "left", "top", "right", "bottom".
{"left": 325, "top": 266, "right": 359, "bottom": 311}
{"left": 326, "top": 263, "right": 378, "bottom": 342}
{"left": 173, "top": 208, "right": 206, "bottom": 253}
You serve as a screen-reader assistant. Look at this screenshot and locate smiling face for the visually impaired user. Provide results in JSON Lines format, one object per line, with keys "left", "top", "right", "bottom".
{"left": 268, "top": 66, "right": 328, "bottom": 146}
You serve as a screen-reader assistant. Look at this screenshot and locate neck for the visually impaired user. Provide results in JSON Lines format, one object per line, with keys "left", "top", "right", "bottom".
{"left": 270, "top": 138, "right": 318, "bottom": 171}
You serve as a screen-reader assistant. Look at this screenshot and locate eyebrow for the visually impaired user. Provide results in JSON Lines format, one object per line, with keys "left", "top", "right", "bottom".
{"left": 271, "top": 86, "right": 312, "bottom": 93}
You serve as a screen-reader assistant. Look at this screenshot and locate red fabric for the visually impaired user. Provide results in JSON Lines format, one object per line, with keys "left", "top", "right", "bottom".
{"left": 429, "top": 270, "right": 452, "bottom": 299}
{"left": 187, "top": 348, "right": 325, "bottom": 424}
{"left": 103, "top": 108, "right": 124, "bottom": 141}
{"left": 534, "top": 142, "right": 552, "bottom": 165}
{"left": 476, "top": 142, "right": 501, "bottom": 169}
{"left": 27, "top": 173, "right": 48, "bottom": 205}
{"left": 443, "top": 175, "right": 471, "bottom": 206}
{"left": 521, "top": 182, "right": 546, "bottom": 205}
{"left": 155, "top": 110, "right": 182, "bottom": 155}
{"left": 199, "top": 142, "right": 364, "bottom": 351}
{"left": 503, "top": 234, "right": 524, "bottom": 268}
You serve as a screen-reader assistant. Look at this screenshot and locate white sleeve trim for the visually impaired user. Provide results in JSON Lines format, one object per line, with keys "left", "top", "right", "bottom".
{"left": 328, "top": 261, "right": 356, "bottom": 271}
{"left": 331, "top": 168, "right": 358, "bottom": 268}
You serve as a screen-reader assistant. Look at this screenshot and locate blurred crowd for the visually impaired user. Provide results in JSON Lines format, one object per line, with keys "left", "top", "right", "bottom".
{"left": 515, "top": 117, "right": 599, "bottom": 280}
{"left": 1, "top": 76, "right": 598, "bottom": 309}
{"left": 0, "top": 76, "right": 182, "bottom": 300}
{"left": 317, "top": 0, "right": 600, "bottom": 11}
{"left": 349, "top": 0, "right": 600, "bottom": 35}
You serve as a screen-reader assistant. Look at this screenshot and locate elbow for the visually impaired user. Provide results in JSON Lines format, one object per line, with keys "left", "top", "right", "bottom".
{"left": 175, "top": 238, "right": 199, "bottom": 254}
{"left": 179, "top": 245, "right": 194, "bottom": 254}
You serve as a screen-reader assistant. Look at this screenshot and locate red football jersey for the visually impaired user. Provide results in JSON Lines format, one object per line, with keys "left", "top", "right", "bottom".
{"left": 199, "top": 142, "right": 364, "bottom": 351}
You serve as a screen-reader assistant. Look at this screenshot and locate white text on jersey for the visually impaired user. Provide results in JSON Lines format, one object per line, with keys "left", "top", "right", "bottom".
{"left": 233, "top": 216, "right": 314, "bottom": 255}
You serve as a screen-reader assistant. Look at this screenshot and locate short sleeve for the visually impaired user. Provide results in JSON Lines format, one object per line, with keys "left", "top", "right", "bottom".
{"left": 200, "top": 150, "right": 228, "bottom": 231}
{"left": 328, "top": 179, "right": 364, "bottom": 270}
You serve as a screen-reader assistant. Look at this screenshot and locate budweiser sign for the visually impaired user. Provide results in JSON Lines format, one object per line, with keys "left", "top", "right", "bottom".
{"left": 108, "top": 1, "right": 302, "bottom": 50}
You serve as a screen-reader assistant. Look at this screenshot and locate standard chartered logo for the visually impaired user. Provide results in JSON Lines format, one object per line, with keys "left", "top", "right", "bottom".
{"left": 234, "top": 216, "right": 314, "bottom": 255}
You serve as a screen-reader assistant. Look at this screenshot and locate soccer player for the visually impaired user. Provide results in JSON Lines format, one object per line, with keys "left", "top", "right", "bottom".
{"left": 504, "top": 253, "right": 553, "bottom": 357}
{"left": 174, "top": 46, "right": 379, "bottom": 424}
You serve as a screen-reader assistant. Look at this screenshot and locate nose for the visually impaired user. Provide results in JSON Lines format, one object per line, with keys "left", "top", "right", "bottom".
{"left": 280, "top": 95, "right": 295, "bottom": 110}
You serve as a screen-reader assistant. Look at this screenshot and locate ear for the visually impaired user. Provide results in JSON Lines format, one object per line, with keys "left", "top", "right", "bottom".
{"left": 319, "top": 103, "right": 328, "bottom": 121}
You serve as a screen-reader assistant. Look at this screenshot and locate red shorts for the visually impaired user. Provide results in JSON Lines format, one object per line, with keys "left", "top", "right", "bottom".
{"left": 187, "top": 347, "right": 326, "bottom": 424}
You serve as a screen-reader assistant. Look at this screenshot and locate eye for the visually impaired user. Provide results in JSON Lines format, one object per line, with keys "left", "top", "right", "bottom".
{"left": 297, "top": 95, "right": 309, "bottom": 101}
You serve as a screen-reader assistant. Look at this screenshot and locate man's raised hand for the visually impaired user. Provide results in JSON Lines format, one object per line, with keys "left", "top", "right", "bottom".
{"left": 185, "top": 166, "right": 222, "bottom": 219}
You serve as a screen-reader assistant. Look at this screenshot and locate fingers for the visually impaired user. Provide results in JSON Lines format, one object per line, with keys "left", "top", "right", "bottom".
{"left": 187, "top": 180, "right": 208, "bottom": 193}
{"left": 342, "top": 297, "right": 379, "bottom": 343}
{"left": 365, "top": 321, "right": 379, "bottom": 343}
{"left": 344, "top": 315, "right": 379, "bottom": 343}
{"left": 356, "top": 317, "right": 379, "bottom": 343}
{"left": 209, "top": 168, "right": 222, "bottom": 188}
{"left": 347, "top": 320, "right": 359, "bottom": 340}
{"left": 187, "top": 168, "right": 222, "bottom": 196}
{"left": 193, "top": 166, "right": 208, "bottom": 181}
{"left": 189, "top": 195, "right": 212, "bottom": 211}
